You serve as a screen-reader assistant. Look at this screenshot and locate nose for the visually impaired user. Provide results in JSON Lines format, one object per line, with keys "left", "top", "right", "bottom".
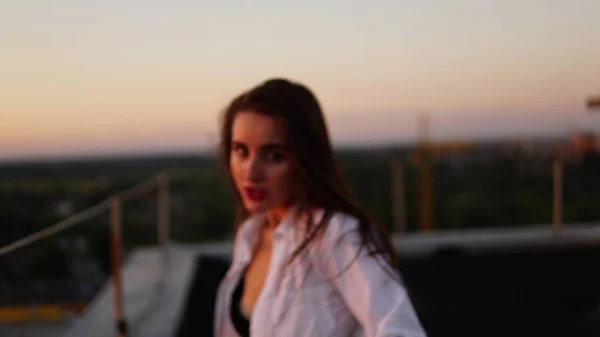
{"left": 246, "top": 156, "right": 264, "bottom": 183}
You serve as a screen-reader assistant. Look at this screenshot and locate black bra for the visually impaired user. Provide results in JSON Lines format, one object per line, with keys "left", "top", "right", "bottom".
{"left": 230, "top": 268, "right": 250, "bottom": 337}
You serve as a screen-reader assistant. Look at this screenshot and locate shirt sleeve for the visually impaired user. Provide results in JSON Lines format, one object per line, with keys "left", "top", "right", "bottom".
{"left": 318, "top": 214, "right": 428, "bottom": 337}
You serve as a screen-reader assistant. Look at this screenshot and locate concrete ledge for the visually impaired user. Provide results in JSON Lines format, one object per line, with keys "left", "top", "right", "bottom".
{"left": 61, "top": 244, "right": 198, "bottom": 337}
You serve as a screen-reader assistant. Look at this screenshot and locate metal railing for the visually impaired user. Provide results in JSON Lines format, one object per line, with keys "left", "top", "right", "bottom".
{"left": 0, "top": 171, "right": 172, "bottom": 337}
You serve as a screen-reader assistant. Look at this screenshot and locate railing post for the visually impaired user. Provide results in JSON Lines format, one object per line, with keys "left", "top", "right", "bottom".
{"left": 158, "top": 172, "right": 170, "bottom": 271}
{"left": 553, "top": 148, "right": 564, "bottom": 233}
{"left": 110, "top": 196, "right": 128, "bottom": 337}
{"left": 390, "top": 158, "right": 406, "bottom": 234}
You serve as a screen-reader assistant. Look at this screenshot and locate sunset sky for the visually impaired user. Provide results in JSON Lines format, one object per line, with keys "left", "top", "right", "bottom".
{"left": 2, "top": 1, "right": 599, "bottom": 161}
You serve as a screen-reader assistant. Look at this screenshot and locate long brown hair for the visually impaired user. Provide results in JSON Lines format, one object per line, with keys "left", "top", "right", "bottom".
{"left": 219, "top": 78, "right": 398, "bottom": 271}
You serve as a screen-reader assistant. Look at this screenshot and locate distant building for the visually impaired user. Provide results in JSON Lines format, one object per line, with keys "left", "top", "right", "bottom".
{"left": 568, "top": 132, "right": 600, "bottom": 161}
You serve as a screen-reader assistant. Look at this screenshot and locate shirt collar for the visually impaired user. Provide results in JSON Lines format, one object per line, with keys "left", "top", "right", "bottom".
{"left": 237, "top": 203, "right": 301, "bottom": 249}
{"left": 272, "top": 203, "right": 300, "bottom": 241}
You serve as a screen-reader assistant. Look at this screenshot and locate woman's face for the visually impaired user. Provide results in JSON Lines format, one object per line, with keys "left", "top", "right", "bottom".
{"left": 230, "top": 111, "right": 295, "bottom": 214}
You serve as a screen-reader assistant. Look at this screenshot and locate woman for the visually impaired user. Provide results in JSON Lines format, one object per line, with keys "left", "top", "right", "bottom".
{"left": 214, "top": 78, "right": 427, "bottom": 337}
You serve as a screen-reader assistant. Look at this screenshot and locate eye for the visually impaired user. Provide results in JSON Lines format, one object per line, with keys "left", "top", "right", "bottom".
{"left": 266, "top": 150, "right": 285, "bottom": 162}
{"left": 232, "top": 143, "right": 248, "bottom": 158}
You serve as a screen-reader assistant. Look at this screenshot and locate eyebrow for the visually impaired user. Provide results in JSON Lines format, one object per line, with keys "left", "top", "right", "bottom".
{"left": 263, "top": 143, "right": 286, "bottom": 151}
{"left": 231, "top": 140, "right": 287, "bottom": 150}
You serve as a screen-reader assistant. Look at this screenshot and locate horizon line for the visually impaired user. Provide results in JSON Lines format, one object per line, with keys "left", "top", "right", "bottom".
{"left": 0, "top": 132, "right": 578, "bottom": 166}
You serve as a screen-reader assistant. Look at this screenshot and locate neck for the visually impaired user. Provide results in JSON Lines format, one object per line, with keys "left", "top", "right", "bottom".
{"left": 264, "top": 206, "right": 289, "bottom": 229}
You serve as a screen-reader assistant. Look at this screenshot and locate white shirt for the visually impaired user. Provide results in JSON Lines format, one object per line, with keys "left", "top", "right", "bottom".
{"left": 213, "top": 205, "right": 427, "bottom": 337}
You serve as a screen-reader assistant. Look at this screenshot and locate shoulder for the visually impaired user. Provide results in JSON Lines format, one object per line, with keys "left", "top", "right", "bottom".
{"left": 306, "top": 208, "right": 362, "bottom": 250}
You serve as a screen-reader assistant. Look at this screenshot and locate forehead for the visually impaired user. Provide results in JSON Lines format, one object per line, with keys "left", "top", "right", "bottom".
{"left": 231, "top": 111, "right": 286, "bottom": 145}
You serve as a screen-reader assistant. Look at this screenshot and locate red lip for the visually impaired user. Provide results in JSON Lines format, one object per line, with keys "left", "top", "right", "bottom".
{"left": 244, "top": 187, "right": 267, "bottom": 202}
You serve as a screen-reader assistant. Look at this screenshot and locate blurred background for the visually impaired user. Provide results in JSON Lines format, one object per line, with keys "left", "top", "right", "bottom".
{"left": 1, "top": 1, "right": 599, "bottom": 336}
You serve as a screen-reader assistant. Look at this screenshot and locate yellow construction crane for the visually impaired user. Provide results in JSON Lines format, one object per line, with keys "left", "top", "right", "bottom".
{"left": 587, "top": 94, "right": 600, "bottom": 110}
{"left": 408, "top": 114, "right": 471, "bottom": 232}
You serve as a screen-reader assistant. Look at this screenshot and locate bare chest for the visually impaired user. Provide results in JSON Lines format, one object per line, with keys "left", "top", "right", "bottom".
{"left": 240, "top": 240, "right": 272, "bottom": 317}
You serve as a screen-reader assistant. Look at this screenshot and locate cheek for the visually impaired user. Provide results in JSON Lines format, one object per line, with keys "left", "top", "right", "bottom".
{"left": 268, "top": 163, "right": 294, "bottom": 194}
{"left": 229, "top": 155, "right": 244, "bottom": 187}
